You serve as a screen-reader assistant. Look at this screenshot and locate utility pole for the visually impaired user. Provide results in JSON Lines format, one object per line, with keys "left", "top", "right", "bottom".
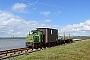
{"left": 63, "top": 32, "right": 65, "bottom": 40}
{"left": 68, "top": 32, "right": 70, "bottom": 39}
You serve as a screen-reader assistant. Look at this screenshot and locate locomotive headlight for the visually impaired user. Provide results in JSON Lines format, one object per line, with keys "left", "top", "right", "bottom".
{"left": 29, "top": 37, "right": 32, "bottom": 40}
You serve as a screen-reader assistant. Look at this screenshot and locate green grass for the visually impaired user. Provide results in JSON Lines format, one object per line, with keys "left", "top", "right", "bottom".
{"left": 9, "top": 40, "right": 90, "bottom": 60}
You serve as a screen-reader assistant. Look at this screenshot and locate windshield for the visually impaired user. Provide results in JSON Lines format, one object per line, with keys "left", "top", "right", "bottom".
{"left": 32, "top": 31, "right": 38, "bottom": 35}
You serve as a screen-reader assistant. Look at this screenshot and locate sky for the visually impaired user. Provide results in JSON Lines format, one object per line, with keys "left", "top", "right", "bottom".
{"left": 0, "top": 0, "right": 90, "bottom": 37}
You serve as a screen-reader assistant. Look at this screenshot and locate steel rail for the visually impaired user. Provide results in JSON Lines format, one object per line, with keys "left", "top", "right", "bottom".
{"left": 0, "top": 47, "right": 37, "bottom": 60}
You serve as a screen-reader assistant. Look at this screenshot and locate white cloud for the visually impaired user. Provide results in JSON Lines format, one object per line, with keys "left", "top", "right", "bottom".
{"left": 60, "top": 20, "right": 90, "bottom": 35}
{"left": 45, "top": 19, "right": 51, "bottom": 22}
{"left": 56, "top": 11, "right": 60, "bottom": 16}
{"left": 37, "top": 2, "right": 63, "bottom": 8}
{"left": 0, "top": 10, "right": 38, "bottom": 36}
{"left": 0, "top": 10, "right": 53, "bottom": 37}
{"left": 40, "top": 11, "right": 51, "bottom": 17}
{"left": 17, "top": 32, "right": 21, "bottom": 34}
{"left": 33, "top": 0, "right": 38, "bottom": 8}
{"left": 54, "top": 11, "right": 60, "bottom": 16}
{"left": 0, "top": 10, "right": 90, "bottom": 36}
{"left": 40, "top": 24, "right": 47, "bottom": 27}
{"left": 28, "top": 3, "right": 33, "bottom": 5}
{"left": 12, "top": 3, "right": 28, "bottom": 13}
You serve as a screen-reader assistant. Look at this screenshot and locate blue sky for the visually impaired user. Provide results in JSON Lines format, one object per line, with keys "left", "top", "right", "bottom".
{"left": 0, "top": 0, "right": 90, "bottom": 36}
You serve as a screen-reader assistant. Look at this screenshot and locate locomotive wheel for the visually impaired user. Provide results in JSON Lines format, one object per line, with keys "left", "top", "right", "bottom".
{"left": 34, "top": 44, "right": 38, "bottom": 49}
{"left": 38, "top": 43, "right": 42, "bottom": 49}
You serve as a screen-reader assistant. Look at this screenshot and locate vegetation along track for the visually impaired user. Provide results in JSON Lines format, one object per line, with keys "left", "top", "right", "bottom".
{"left": 10, "top": 39, "right": 90, "bottom": 60}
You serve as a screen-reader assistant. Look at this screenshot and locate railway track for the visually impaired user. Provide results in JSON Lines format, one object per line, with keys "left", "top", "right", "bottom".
{"left": 0, "top": 39, "right": 73, "bottom": 60}
{"left": 0, "top": 47, "right": 41, "bottom": 60}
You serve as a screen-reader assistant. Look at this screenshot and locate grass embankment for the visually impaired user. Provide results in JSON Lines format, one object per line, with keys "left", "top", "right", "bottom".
{"left": 10, "top": 40, "right": 90, "bottom": 60}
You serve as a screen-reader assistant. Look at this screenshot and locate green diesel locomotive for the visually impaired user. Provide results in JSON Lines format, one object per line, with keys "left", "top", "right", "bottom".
{"left": 26, "top": 28, "right": 58, "bottom": 49}
{"left": 26, "top": 30, "right": 44, "bottom": 49}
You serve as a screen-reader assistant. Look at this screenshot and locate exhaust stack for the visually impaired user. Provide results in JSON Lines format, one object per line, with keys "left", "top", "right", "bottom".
{"left": 29, "top": 31, "right": 30, "bottom": 35}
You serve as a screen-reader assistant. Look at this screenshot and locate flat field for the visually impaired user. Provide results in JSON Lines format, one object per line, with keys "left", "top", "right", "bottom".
{"left": 9, "top": 40, "right": 90, "bottom": 60}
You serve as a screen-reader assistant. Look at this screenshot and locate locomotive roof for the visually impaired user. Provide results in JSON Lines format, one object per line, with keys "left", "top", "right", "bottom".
{"left": 31, "top": 30, "right": 42, "bottom": 32}
{"left": 36, "top": 28, "right": 57, "bottom": 30}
